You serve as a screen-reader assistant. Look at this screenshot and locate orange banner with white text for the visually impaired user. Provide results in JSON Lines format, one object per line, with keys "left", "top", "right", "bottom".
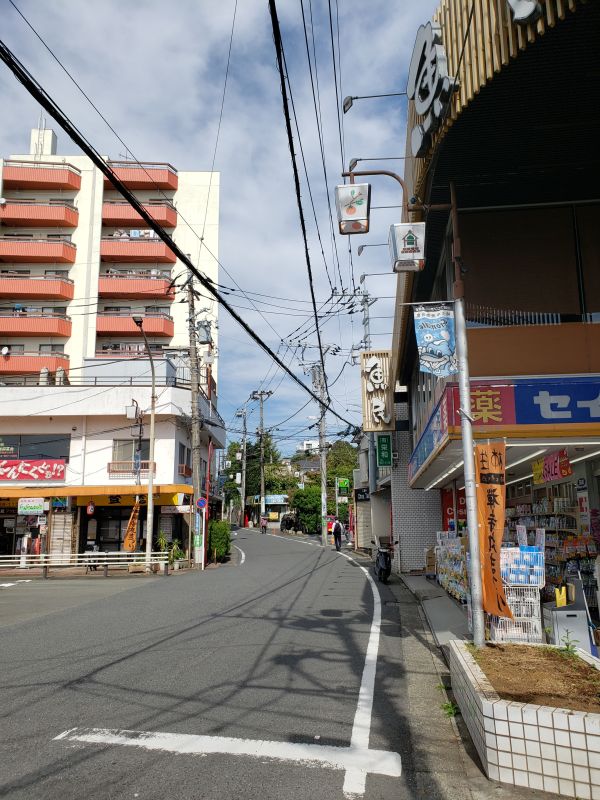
{"left": 475, "top": 443, "right": 512, "bottom": 619}
{"left": 122, "top": 501, "right": 140, "bottom": 552}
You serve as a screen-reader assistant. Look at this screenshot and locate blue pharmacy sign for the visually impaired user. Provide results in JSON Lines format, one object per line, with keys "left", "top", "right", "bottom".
{"left": 413, "top": 303, "right": 458, "bottom": 377}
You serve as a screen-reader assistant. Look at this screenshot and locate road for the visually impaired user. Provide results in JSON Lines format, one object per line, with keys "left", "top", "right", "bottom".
{"left": 0, "top": 530, "right": 536, "bottom": 800}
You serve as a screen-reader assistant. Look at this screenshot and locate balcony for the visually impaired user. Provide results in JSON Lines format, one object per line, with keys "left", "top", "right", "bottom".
{"left": 100, "top": 237, "right": 176, "bottom": 263}
{"left": 465, "top": 304, "right": 600, "bottom": 376}
{"left": 107, "top": 460, "right": 156, "bottom": 479}
{"left": 101, "top": 202, "right": 177, "bottom": 227}
{"left": 104, "top": 161, "right": 178, "bottom": 190}
{"left": 0, "top": 276, "right": 74, "bottom": 300}
{"left": 0, "top": 352, "right": 70, "bottom": 374}
{"left": 98, "top": 271, "right": 174, "bottom": 300}
{"left": 0, "top": 201, "right": 78, "bottom": 228}
{"left": 178, "top": 464, "right": 193, "bottom": 478}
{"left": 96, "top": 312, "right": 174, "bottom": 337}
{"left": 0, "top": 238, "right": 76, "bottom": 263}
{"left": 2, "top": 160, "right": 81, "bottom": 191}
{"left": 0, "top": 312, "right": 72, "bottom": 337}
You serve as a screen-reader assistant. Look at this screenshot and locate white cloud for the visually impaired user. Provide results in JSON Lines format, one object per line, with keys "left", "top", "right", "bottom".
{"left": 0, "top": 0, "right": 439, "bottom": 452}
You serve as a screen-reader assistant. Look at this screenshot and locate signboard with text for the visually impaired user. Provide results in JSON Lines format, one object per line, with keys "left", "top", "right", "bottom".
{"left": 17, "top": 497, "right": 45, "bottom": 515}
{"left": 532, "top": 449, "right": 572, "bottom": 485}
{"left": 376, "top": 433, "right": 393, "bottom": 467}
{"left": 360, "top": 350, "right": 394, "bottom": 433}
{"left": 0, "top": 459, "right": 66, "bottom": 482}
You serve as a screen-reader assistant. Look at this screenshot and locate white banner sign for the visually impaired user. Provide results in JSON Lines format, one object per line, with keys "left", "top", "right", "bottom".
{"left": 17, "top": 497, "right": 45, "bottom": 515}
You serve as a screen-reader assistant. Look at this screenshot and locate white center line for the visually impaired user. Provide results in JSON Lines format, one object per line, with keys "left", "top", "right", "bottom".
{"left": 232, "top": 544, "right": 245, "bottom": 565}
{"left": 54, "top": 532, "right": 398, "bottom": 796}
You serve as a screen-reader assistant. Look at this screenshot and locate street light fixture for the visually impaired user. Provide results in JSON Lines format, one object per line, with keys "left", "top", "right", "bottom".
{"left": 342, "top": 92, "right": 407, "bottom": 114}
{"left": 357, "top": 243, "right": 387, "bottom": 256}
{"left": 133, "top": 315, "right": 156, "bottom": 570}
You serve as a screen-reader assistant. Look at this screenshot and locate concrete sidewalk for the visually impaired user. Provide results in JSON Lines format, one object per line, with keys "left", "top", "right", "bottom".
{"left": 386, "top": 574, "right": 554, "bottom": 799}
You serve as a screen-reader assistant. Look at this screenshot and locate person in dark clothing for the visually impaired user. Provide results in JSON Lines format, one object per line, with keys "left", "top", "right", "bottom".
{"left": 332, "top": 517, "right": 343, "bottom": 551}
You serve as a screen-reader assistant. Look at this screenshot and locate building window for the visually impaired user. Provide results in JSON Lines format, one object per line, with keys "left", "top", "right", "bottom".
{"left": 103, "top": 306, "right": 131, "bottom": 316}
{"left": 1, "top": 344, "right": 24, "bottom": 354}
{"left": 39, "top": 344, "right": 65, "bottom": 354}
{"left": 0, "top": 269, "right": 30, "bottom": 276}
{"left": 145, "top": 306, "right": 169, "bottom": 316}
{"left": 0, "top": 434, "right": 71, "bottom": 461}
{"left": 44, "top": 269, "right": 68, "bottom": 278}
{"left": 112, "top": 439, "right": 150, "bottom": 462}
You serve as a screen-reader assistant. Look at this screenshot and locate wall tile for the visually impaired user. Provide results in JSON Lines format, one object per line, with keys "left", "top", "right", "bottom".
{"left": 556, "top": 745, "right": 573, "bottom": 763}
{"left": 497, "top": 735, "right": 511, "bottom": 752}
{"left": 511, "top": 738, "right": 526, "bottom": 755}
{"left": 498, "top": 766, "right": 514, "bottom": 784}
{"left": 529, "top": 772, "right": 544, "bottom": 791}
{"left": 527, "top": 756, "right": 542, "bottom": 774}
{"left": 540, "top": 743, "right": 556, "bottom": 760}
{"left": 495, "top": 720, "right": 509, "bottom": 737}
{"left": 573, "top": 764, "right": 590, "bottom": 782}
{"left": 524, "top": 724, "right": 539, "bottom": 741}
{"left": 543, "top": 775, "right": 559, "bottom": 793}
{"left": 510, "top": 722, "right": 524, "bottom": 739}
{"left": 514, "top": 769, "right": 529, "bottom": 787}
{"left": 558, "top": 778, "right": 575, "bottom": 797}
{"left": 498, "top": 750, "right": 512, "bottom": 768}
{"left": 525, "top": 740, "right": 541, "bottom": 758}
{"left": 574, "top": 783, "right": 591, "bottom": 800}
{"left": 542, "top": 759, "right": 558, "bottom": 777}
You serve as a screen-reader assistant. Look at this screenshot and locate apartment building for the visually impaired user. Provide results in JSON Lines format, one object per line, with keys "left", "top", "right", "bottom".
{"left": 0, "top": 127, "right": 224, "bottom": 556}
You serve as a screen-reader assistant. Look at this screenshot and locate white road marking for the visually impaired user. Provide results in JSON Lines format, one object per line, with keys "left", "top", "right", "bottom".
{"left": 233, "top": 544, "right": 245, "bottom": 565}
{"left": 54, "top": 533, "right": 398, "bottom": 796}
{"left": 54, "top": 728, "right": 402, "bottom": 786}
{"left": 0, "top": 583, "right": 17, "bottom": 588}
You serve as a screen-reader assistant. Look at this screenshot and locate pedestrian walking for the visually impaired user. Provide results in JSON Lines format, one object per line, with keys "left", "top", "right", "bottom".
{"left": 260, "top": 515, "right": 267, "bottom": 534}
{"left": 332, "top": 517, "right": 343, "bottom": 551}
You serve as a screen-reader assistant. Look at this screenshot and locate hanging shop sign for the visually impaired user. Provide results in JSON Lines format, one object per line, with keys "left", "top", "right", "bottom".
{"left": 337, "top": 478, "right": 350, "bottom": 496}
{"left": 388, "top": 222, "right": 426, "bottom": 272}
{"left": 532, "top": 449, "right": 572, "bottom": 485}
{"left": 17, "top": 497, "right": 45, "bottom": 515}
{"left": 407, "top": 22, "right": 457, "bottom": 158}
{"left": 360, "top": 350, "right": 394, "bottom": 433}
{"left": 355, "top": 487, "right": 370, "bottom": 502}
{"left": 334, "top": 183, "right": 371, "bottom": 235}
{"left": 376, "top": 433, "right": 393, "bottom": 467}
{"left": 86, "top": 501, "right": 95, "bottom": 516}
{"left": 122, "top": 501, "right": 139, "bottom": 552}
{"left": 474, "top": 442, "right": 512, "bottom": 619}
{"left": 414, "top": 303, "right": 458, "bottom": 378}
{"left": 160, "top": 505, "right": 192, "bottom": 515}
{"left": 0, "top": 458, "right": 66, "bottom": 482}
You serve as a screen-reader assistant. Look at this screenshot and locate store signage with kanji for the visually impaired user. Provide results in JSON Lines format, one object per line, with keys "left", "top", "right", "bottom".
{"left": 0, "top": 458, "right": 66, "bottom": 481}
{"left": 475, "top": 442, "right": 512, "bottom": 619}
{"left": 376, "top": 433, "right": 393, "bottom": 467}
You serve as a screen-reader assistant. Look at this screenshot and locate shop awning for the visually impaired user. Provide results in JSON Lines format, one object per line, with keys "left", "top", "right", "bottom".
{"left": 0, "top": 483, "right": 193, "bottom": 499}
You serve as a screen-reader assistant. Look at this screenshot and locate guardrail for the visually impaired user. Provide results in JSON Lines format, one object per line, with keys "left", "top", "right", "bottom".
{"left": 0, "top": 550, "right": 174, "bottom": 577}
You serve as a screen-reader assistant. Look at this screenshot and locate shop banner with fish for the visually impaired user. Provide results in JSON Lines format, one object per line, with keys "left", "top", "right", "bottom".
{"left": 414, "top": 303, "right": 458, "bottom": 377}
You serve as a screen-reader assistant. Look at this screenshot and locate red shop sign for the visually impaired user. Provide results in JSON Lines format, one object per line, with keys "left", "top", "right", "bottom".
{"left": 0, "top": 459, "right": 66, "bottom": 481}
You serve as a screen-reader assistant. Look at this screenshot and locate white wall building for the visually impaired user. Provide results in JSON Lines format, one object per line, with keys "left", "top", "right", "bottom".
{"left": 0, "top": 129, "right": 223, "bottom": 556}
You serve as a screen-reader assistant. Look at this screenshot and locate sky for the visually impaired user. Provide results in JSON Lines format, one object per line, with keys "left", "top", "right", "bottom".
{"left": 0, "top": 0, "right": 439, "bottom": 455}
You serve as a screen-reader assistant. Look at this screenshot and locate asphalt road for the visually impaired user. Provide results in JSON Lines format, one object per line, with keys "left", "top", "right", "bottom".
{"left": 0, "top": 531, "right": 427, "bottom": 799}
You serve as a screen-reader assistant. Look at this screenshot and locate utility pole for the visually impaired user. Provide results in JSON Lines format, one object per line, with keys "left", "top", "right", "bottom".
{"left": 361, "top": 290, "right": 379, "bottom": 496}
{"left": 235, "top": 407, "right": 247, "bottom": 526}
{"left": 312, "top": 365, "right": 329, "bottom": 549}
{"left": 251, "top": 390, "right": 272, "bottom": 516}
{"left": 187, "top": 274, "right": 203, "bottom": 567}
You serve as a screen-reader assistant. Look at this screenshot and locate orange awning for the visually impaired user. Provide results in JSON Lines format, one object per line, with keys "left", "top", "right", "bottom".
{"left": 0, "top": 483, "right": 193, "bottom": 499}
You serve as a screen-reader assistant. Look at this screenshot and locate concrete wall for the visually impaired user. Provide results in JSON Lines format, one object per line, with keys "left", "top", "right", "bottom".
{"left": 392, "top": 403, "right": 442, "bottom": 573}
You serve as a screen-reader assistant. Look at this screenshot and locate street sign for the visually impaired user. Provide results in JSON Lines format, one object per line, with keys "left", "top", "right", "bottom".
{"left": 376, "top": 433, "right": 393, "bottom": 467}
{"left": 196, "top": 497, "right": 207, "bottom": 510}
{"left": 337, "top": 478, "right": 350, "bottom": 496}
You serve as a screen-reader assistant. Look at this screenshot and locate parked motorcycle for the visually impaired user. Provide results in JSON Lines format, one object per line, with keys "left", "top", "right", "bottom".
{"left": 371, "top": 538, "right": 398, "bottom": 583}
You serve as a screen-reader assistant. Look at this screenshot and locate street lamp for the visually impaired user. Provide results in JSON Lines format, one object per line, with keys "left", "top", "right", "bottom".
{"left": 133, "top": 316, "right": 156, "bottom": 570}
{"left": 357, "top": 243, "right": 387, "bottom": 256}
{"left": 342, "top": 92, "right": 407, "bottom": 114}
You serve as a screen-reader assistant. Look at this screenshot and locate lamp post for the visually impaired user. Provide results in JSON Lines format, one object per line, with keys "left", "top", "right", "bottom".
{"left": 333, "top": 164, "right": 486, "bottom": 647}
{"left": 343, "top": 92, "right": 407, "bottom": 114}
{"left": 133, "top": 316, "right": 156, "bottom": 570}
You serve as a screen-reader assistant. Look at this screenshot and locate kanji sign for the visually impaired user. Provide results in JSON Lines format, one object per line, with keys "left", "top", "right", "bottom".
{"left": 0, "top": 459, "right": 66, "bottom": 481}
{"left": 360, "top": 350, "right": 394, "bottom": 433}
{"left": 475, "top": 442, "right": 512, "bottom": 619}
{"left": 376, "top": 433, "right": 393, "bottom": 467}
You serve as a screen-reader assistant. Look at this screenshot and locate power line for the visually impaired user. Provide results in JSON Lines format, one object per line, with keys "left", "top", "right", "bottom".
{"left": 0, "top": 39, "right": 358, "bottom": 428}
{"left": 267, "top": 0, "right": 330, "bottom": 404}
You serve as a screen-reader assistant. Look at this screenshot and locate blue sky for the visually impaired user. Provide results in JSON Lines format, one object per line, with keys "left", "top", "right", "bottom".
{"left": 0, "top": 0, "right": 439, "bottom": 455}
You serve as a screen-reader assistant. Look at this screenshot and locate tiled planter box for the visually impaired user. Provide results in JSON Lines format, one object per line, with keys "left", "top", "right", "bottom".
{"left": 449, "top": 639, "right": 600, "bottom": 798}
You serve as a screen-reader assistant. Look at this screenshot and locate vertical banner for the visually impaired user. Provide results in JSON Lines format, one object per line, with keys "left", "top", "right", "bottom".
{"left": 122, "top": 501, "right": 140, "bottom": 552}
{"left": 360, "top": 350, "right": 394, "bottom": 433}
{"left": 474, "top": 443, "right": 512, "bottom": 619}
{"left": 413, "top": 303, "right": 458, "bottom": 377}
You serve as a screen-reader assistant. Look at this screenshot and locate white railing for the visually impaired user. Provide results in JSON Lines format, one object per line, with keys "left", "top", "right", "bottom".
{"left": 0, "top": 551, "right": 171, "bottom": 570}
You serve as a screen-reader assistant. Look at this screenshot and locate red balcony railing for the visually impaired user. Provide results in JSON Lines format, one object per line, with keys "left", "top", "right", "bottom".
{"left": 0, "top": 352, "right": 70, "bottom": 374}
{"left": 96, "top": 312, "right": 174, "bottom": 337}
{"left": 107, "top": 460, "right": 156, "bottom": 478}
{"left": 0, "top": 313, "right": 71, "bottom": 337}
{"left": 100, "top": 237, "right": 176, "bottom": 263}
{"left": 98, "top": 271, "right": 174, "bottom": 299}
{"left": 2, "top": 160, "right": 81, "bottom": 191}
{"left": 104, "top": 161, "right": 178, "bottom": 190}
{"left": 0, "top": 238, "right": 76, "bottom": 263}
{"left": 0, "top": 276, "right": 74, "bottom": 300}
{"left": 101, "top": 202, "right": 177, "bottom": 227}
{"left": 0, "top": 201, "right": 78, "bottom": 228}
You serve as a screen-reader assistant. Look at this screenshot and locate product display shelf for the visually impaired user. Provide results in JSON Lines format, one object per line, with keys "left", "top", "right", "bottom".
{"left": 435, "top": 536, "right": 468, "bottom": 604}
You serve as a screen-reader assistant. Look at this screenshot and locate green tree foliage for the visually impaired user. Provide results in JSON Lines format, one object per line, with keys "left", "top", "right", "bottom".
{"left": 293, "top": 485, "right": 322, "bottom": 535}
{"left": 245, "top": 433, "right": 281, "bottom": 497}
{"left": 208, "top": 520, "right": 231, "bottom": 562}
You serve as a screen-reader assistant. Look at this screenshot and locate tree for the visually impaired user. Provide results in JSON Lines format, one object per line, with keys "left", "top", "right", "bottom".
{"left": 326, "top": 440, "right": 358, "bottom": 524}
{"left": 293, "top": 485, "right": 321, "bottom": 535}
